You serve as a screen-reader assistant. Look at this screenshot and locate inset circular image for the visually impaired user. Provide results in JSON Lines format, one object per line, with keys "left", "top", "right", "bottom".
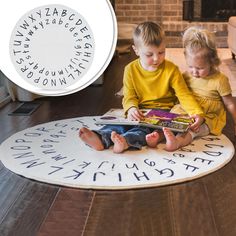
{"left": 0, "top": 0, "right": 117, "bottom": 96}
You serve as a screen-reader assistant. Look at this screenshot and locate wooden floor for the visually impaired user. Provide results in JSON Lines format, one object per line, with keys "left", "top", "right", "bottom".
{"left": 0, "top": 53, "right": 236, "bottom": 236}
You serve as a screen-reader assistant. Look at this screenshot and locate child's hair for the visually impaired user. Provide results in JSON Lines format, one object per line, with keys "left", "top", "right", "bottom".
{"left": 183, "top": 26, "right": 220, "bottom": 67}
{"left": 133, "top": 22, "right": 165, "bottom": 47}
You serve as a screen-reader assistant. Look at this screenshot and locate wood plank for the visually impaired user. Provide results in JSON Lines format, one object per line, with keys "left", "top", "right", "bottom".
{"left": 0, "top": 181, "right": 58, "bottom": 236}
{"left": 84, "top": 188, "right": 174, "bottom": 236}
{"left": 0, "top": 169, "right": 28, "bottom": 221}
{"left": 168, "top": 182, "right": 218, "bottom": 236}
{"left": 37, "top": 188, "right": 94, "bottom": 236}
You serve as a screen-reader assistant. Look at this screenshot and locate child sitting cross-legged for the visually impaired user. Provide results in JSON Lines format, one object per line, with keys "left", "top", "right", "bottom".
{"left": 79, "top": 22, "right": 204, "bottom": 153}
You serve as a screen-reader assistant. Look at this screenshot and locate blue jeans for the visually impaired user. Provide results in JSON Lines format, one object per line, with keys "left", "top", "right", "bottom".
{"left": 94, "top": 125, "right": 155, "bottom": 150}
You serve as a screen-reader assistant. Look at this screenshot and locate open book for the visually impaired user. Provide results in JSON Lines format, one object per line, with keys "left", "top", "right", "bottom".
{"left": 96, "top": 109, "right": 194, "bottom": 133}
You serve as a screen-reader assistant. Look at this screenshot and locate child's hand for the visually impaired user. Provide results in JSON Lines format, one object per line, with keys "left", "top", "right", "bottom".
{"left": 127, "top": 107, "right": 145, "bottom": 121}
{"left": 189, "top": 114, "right": 204, "bottom": 132}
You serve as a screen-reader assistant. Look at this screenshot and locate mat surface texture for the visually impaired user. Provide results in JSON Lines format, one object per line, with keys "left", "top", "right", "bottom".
{"left": 0, "top": 116, "right": 234, "bottom": 189}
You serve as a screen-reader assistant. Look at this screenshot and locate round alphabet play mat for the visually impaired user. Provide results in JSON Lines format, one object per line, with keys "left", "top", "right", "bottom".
{"left": 0, "top": 0, "right": 117, "bottom": 96}
{"left": 0, "top": 116, "right": 234, "bottom": 190}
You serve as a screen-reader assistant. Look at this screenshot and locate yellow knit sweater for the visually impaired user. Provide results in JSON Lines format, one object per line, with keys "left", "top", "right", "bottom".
{"left": 122, "top": 59, "right": 204, "bottom": 117}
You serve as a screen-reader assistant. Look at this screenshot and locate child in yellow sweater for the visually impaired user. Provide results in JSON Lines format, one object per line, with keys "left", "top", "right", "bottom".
{"left": 146, "top": 26, "right": 236, "bottom": 151}
{"left": 79, "top": 22, "right": 204, "bottom": 153}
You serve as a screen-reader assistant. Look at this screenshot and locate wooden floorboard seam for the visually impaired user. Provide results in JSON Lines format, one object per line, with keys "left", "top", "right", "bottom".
{"left": 202, "top": 181, "right": 220, "bottom": 236}
{"left": 37, "top": 187, "right": 61, "bottom": 233}
{"left": 0, "top": 178, "right": 27, "bottom": 225}
{"left": 168, "top": 187, "right": 180, "bottom": 236}
{"left": 81, "top": 191, "right": 96, "bottom": 236}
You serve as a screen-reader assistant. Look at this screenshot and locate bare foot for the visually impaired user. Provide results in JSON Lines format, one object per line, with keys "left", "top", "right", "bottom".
{"left": 79, "top": 127, "right": 104, "bottom": 151}
{"left": 146, "top": 131, "right": 161, "bottom": 148}
{"left": 163, "top": 127, "right": 179, "bottom": 152}
{"left": 111, "top": 131, "right": 129, "bottom": 153}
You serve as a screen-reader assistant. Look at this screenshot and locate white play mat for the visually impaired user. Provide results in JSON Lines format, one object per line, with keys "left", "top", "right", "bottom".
{"left": 0, "top": 0, "right": 117, "bottom": 96}
{"left": 0, "top": 116, "right": 234, "bottom": 189}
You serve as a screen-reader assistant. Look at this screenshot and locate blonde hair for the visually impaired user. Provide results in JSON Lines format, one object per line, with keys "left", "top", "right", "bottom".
{"left": 133, "top": 22, "right": 165, "bottom": 47}
{"left": 183, "top": 26, "right": 220, "bottom": 67}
